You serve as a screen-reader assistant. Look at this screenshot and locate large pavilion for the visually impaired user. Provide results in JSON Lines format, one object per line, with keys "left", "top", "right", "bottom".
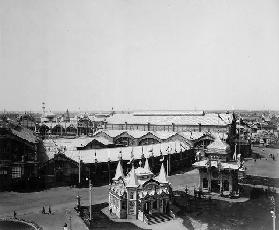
{"left": 109, "top": 158, "right": 173, "bottom": 224}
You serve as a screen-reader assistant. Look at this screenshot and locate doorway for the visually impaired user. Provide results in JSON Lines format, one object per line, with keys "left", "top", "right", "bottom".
{"left": 211, "top": 180, "right": 220, "bottom": 193}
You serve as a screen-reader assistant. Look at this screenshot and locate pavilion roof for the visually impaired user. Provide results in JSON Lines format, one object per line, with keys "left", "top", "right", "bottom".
{"left": 106, "top": 113, "right": 233, "bottom": 126}
{"left": 207, "top": 137, "right": 230, "bottom": 152}
{"left": 44, "top": 140, "right": 190, "bottom": 163}
{"left": 193, "top": 159, "right": 239, "bottom": 170}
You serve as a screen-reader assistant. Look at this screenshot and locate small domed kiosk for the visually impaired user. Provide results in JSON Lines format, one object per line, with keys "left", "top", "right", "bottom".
{"left": 193, "top": 137, "right": 243, "bottom": 197}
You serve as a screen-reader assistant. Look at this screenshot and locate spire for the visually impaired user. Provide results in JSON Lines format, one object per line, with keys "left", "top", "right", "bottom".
{"left": 126, "top": 165, "right": 138, "bottom": 188}
{"left": 144, "top": 158, "right": 151, "bottom": 172}
{"left": 156, "top": 162, "right": 168, "bottom": 184}
{"left": 112, "top": 160, "right": 124, "bottom": 181}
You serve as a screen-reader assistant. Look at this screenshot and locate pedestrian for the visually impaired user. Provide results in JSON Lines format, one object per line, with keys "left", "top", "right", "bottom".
{"left": 109, "top": 208, "right": 112, "bottom": 215}
{"left": 48, "top": 205, "right": 52, "bottom": 214}
{"left": 63, "top": 223, "right": 68, "bottom": 230}
{"left": 13, "top": 211, "right": 17, "bottom": 219}
{"left": 42, "top": 206, "right": 45, "bottom": 214}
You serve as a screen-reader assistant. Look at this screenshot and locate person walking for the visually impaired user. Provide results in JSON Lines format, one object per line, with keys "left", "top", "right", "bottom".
{"left": 185, "top": 186, "right": 188, "bottom": 195}
{"left": 48, "top": 206, "right": 52, "bottom": 214}
{"left": 13, "top": 211, "right": 17, "bottom": 219}
{"left": 42, "top": 206, "right": 45, "bottom": 214}
{"left": 63, "top": 223, "right": 68, "bottom": 230}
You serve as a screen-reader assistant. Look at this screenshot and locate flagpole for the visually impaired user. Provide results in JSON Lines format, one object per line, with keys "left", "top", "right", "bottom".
{"left": 271, "top": 196, "right": 276, "bottom": 230}
{"left": 78, "top": 155, "right": 81, "bottom": 185}
{"left": 89, "top": 179, "right": 93, "bottom": 222}
{"left": 239, "top": 114, "right": 241, "bottom": 157}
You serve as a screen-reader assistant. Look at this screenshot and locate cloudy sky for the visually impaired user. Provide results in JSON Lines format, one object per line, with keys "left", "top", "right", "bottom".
{"left": 0, "top": 0, "right": 279, "bottom": 112}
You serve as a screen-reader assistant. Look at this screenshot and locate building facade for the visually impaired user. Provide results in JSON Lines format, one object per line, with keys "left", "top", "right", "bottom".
{"left": 109, "top": 159, "right": 172, "bottom": 224}
{"left": 193, "top": 138, "right": 244, "bottom": 197}
{"left": 0, "top": 118, "right": 40, "bottom": 190}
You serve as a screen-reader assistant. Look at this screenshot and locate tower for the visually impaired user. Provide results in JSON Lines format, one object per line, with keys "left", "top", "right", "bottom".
{"left": 42, "top": 102, "right": 46, "bottom": 114}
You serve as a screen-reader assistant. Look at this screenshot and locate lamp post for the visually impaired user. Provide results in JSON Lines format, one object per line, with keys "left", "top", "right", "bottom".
{"left": 108, "top": 158, "right": 111, "bottom": 184}
{"left": 65, "top": 209, "right": 72, "bottom": 230}
{"left": 78, "top": 155, "right": 81, "bottom": 185}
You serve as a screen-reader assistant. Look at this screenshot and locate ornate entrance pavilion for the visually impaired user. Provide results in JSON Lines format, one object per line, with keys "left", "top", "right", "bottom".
{"left": 109, "top": 158, "right": 172, "bottom": 223}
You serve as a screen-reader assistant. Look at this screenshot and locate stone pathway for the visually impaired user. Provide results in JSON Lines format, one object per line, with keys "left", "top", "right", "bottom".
{"left": 1, "top": 203, "right": 88, "bottom": 230}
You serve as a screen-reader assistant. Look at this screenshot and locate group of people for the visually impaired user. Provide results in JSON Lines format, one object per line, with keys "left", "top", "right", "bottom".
{"left": 268, "top": 153, "right": 276, "bottom": 161}
{"left": 193, "top": 187, "right": 205, "bottom": 199}
{"left": 42, "top": 205, "right": 52, "bottom": 214}
{"left": 183, "top": 186, "right": 205, "bottom": 199}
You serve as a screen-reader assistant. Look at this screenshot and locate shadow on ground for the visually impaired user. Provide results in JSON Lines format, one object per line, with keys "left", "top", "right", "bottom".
{"left": 79, "top": 203, "right": 148, "bottom": 230}
{"left": 172, "top": 189, "right": 279, "bottom": 230}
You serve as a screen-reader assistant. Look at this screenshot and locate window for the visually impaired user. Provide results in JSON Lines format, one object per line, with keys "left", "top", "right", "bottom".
{"left": 0, "top": 170, "right": 7, "bottom": 175}
{"left": 130, "top": 192, "right": 134, "bottom": 199}
{"left": 12, "top": 166, "right": 22, "bottom": 178}
{"left": 153, "top": 201, "right": 157, "bottom": 209}
{"left": 203, "top": 178, "right": 208, "bottom": 189}
{"left": 121, "top": 201, "right": 126, "bottom": 210}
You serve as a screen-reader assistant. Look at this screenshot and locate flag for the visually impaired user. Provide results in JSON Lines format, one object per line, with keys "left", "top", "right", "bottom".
{"left": 180, "top": 143, "right": 186, "bottom": 151}
{"left": 159, "top": 144, "right": 164, "bottom": 161}
{"left": 149, "top": 145, "right": 153, "bottom": 157}
{"left": 233, "top": 144, "right": 237, "bottom": 161}
{"left": 131, "top": 148, "right": 134, "bottom": 160}
{"left": 94, "top": 151, "right": 98, "bottom": 163}
{"left": 128, "top": 149, "right": 134, "bottom": 165}
{"left": 118, "top": 150, "right": 122, "bottom": 160}
{"left": 206, "top": 159, "right": 211, "bottom": 171}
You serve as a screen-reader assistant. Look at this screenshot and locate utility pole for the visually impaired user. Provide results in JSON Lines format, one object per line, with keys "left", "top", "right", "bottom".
{"left": 78, "top": 155, "right": 81, "bottom": 185}
{"left": 89, "top": 180, "right": 93, "bottom": 221}
{"left": 108, "top": 158, "right": 111, "bottom": 184}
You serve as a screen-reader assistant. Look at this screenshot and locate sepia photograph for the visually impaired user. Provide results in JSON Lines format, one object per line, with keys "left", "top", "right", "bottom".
{"left": 0, "top": 0, "right": 278, "bottom": 229}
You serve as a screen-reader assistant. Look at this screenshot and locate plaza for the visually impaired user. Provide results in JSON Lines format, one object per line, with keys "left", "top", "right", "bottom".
{"left": 0, "top": 146, "right": 278, "bottom": 229}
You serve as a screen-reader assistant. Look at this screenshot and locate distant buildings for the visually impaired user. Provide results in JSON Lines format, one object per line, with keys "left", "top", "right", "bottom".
{"left": 0, "top": 117, "right": 40, "bottom": 190}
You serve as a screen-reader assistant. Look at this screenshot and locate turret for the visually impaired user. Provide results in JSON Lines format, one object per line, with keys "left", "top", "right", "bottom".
{"left": 156, "top": 162, "right": 168, "bottom": 184}
{"left": 113, "top": 160, "right": 124, "bottom": 181}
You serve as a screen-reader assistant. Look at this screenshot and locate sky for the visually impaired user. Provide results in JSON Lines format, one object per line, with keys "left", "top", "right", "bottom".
{"left": 0, "top": 0, "right": 279, "bottom": 112}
